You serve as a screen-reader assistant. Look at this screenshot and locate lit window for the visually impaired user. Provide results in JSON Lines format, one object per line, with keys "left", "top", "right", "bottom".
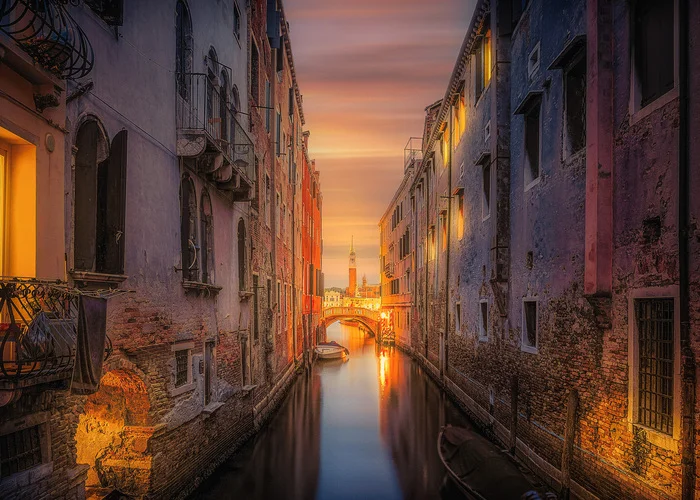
{"left": 636, "top": 298, "right": 674, "bottom": 435}
{"left": 456, "top": 191, "right": 464, "bottom": 240}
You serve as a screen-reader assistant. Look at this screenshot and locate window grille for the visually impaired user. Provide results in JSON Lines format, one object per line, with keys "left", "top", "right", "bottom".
{"left": 637, "top": 298, "right": 674, "bottom": 434}
{"left": 0, "top": 426, "right": 42, "bottom": 478}
{"left": 175, "top": 349, "right": 189, "bottom": 388}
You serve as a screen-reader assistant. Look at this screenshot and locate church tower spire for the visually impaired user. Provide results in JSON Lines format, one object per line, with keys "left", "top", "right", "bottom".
{"left": 348, "top": 236, "right": 357, "bottom": 296}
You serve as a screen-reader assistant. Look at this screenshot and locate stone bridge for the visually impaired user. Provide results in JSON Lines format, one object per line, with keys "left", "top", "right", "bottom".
{"left": 321, "top": 306, "right": 381, "bottom": 337}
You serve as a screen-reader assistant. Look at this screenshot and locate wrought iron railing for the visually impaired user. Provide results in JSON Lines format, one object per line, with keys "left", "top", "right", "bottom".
{"left": 176, "top": 72, "right": 254, "bottom": 184}
{"left": 404, "top": 136, "right": 423, "bottom": 171}
{"left": 0, "top": 0, "right": 94, "bottom": 79}
{"left": 0, "top": 278, "right": 86, "bottom": 385}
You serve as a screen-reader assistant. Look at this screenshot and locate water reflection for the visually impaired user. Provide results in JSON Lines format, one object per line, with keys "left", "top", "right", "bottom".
{"left": 191, "top": 323, "right": 471, "bottom": 500}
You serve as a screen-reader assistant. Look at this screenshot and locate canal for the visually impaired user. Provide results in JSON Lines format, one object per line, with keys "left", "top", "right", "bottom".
{"left": 191, "top": 322, "right": 473, "bottom": 500}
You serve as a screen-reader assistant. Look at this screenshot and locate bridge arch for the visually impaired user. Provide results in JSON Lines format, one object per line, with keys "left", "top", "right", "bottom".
{"left": 321, "top": 306, "right": 381, "bottom": 338}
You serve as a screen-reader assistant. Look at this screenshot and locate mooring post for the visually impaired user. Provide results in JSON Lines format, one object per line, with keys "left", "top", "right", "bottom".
{"left": 509, "top": 374, "right": 518, "bottom": 455}
{"left": 560, "top": 389, "right": 579, "bottom": 500}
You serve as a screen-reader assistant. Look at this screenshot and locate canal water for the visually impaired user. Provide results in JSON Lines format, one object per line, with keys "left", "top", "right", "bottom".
{"left": 192, "top": 322, "right": 472, "bottom": 500}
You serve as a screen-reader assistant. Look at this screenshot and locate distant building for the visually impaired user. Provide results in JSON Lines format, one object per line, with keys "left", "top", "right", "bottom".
{"left": 346, "top": 237, "right": 357, "bottom": 297}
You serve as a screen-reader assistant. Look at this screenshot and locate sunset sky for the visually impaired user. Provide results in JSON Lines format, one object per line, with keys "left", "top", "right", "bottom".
{"left": 284, "top": 0, "right": 475, "bottom": 288}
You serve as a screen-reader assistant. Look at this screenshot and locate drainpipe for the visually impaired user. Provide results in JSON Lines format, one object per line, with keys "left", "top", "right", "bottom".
{"left": 678, "top": 0, "right": 695, "bottom": 497}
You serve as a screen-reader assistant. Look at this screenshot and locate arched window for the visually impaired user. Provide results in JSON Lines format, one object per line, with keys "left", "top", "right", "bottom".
{"left": 219, "top": 69, "right": 229, "bottom": 142}
{"left": 200, "top": 190, "right": 214, "bottom": 284}
{"left": 231, "top": 85, "right": 241, "bottom": 115}
{"left": 237, "top": 218, "right": 246, "bottom": 291}
{"left": 206, "top": 48, "right": 219, "bottom": 138}
{"left": 74, "top": 119, "right": 127, "bottom": 275}
{"left": 180, "top": 174, "right": 198, "bottom": 281}
{"left": 175, "top": 0, "right": 193, "bottom": 99}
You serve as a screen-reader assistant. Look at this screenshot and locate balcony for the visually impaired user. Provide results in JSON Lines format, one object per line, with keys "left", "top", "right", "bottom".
{"left": 0, "top": 278, "right": 114, "bottom": 394}
{"left": 176, "top": 72, "right": 255, "bottom": 201}
{"left": 0, "top": 0, "right": 94, "bottom": 79}
{"left": 404, "top": 137, "right": 423, "bottom": 172}
{"left": 384, "top": 262, "right": 394, "bottom": 278}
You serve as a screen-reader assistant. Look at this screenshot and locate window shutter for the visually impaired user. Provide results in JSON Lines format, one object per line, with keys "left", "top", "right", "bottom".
{"left": 99, "top": 130, "right": 127, "bottom": 274}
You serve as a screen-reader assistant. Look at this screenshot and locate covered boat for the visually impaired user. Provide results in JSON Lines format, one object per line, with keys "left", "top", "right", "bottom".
{"left": 314, "top": 341, "right": 349, "bottom": 360}
{"left": 438, "top": 424, "right": 550, "bottom": 499}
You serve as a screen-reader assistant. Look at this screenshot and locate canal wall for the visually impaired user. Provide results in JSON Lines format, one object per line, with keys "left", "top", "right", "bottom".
{"left": 395, "top": 341, "right": 596, "bottom": 500}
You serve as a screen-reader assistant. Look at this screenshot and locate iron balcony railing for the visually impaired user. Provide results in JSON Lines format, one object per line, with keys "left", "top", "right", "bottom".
{"left": 384, "top": 262, "right": 394, "bottom": 278}
{"left": 0, "top": 0, "right": 94, "bottom": 79}
{"left": 404, "top": 136, "right": 423, "bottom": 172}
{"left": 176, "top": 72, "right": 254, "bottom": 186}
{"left": 0, "top": 278, "right": 111, "bottom": 387}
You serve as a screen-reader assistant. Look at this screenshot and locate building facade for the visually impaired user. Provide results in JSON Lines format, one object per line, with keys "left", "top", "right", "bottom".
{"left": 0, "top": 1, "right": 322, "bottom": 498}
{"left": 379, "top": 138, "right": 421, "bottom": 348}
{"left": 384, "top": 0, "right": 700, "bottom": 498}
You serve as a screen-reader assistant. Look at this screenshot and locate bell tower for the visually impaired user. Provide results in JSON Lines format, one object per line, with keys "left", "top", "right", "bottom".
{"left": 348, "top": 236, "right": 357, "bottom": 296}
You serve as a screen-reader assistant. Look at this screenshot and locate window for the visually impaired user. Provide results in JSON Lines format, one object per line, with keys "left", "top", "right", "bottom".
{"left": 564, "top": 54, "right": 586, "bottom": 157}
{"left": 219, "top": 68, "right": 229, "bottom": 142}
{"left": 265, "top": 174, "right": 271, "bottom": 227}
{"left": 288, "top": 87, "right": 294, "bottom": 117}
{"left": 456, "top": 191, "right": 464, "bottom": 240}
{"left": 74, "top": 121, "right": 127, "bottom": 275}
{"left": 440, "top": 211, "right": 447, "bottom": 251}
{"left": 636, "top": 298, "right": 674, "bottom": 435}
{"left": 175, "top": 0, "right": 193, "bottom": 100}
{"left": 0, "top": 425, "right": 44, "bottom": 478}
{"left": 479, "top": 300, "right": 489, "bottom": 340}
{"left": 633, "top": 0, "right": 675, "bottom": 109}
{"left": 482, "top": 160, "right": 491, "bottom": 219}
{"left": 180, "top": 175, "right": 198, "bottom": 281}
{"left": 238, "top": 219, "right": 246, "bottom": 291}
{"left": 175, "top": 349, "right": 189, "bottom": 387}
{"left": 233, "top": 2, "right": 241, "bottom": 40}
{"left": 265, "top": 80, "right": 271, "bottom": 132}
{"left": 455, "top": 303, "right": 461, "bottom": 333}
{"left": 276, "top": 192, "right": 280, "bottom": 236}
{"left": 251, "top": 42, "right": 260, "bottom": 103}
{"left": 522, "top": 299, "right": 538, "bottom": 352}
{"left": 429, "top": 226, "right": 436, "bottom": 260}
{"left": 524, "top": 101, "right": 541, "bottom": 188}
{"left": 253, "top": 274, "right": 259, "bottom": 341}
{"left": 484, "top": 120, "right": 491, "bottom": 143}
{"left": 475, "top": 23, "right": 491, "bottom": 101}
{"left": 200, "top": 190, "right": 214, "bottom": 284}
{"left": 528, "top": 42, "right": 541, "bottom": 79}
{"left": 275, "top": 110, "right": 281, "bottom": 156}
{"left": 172, "top": 342, "right": 194, "bottom": 395}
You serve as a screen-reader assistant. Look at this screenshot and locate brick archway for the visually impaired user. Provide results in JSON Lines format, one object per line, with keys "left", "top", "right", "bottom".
{"left": 75, "top": 369, "right": 154, "bottom": 497}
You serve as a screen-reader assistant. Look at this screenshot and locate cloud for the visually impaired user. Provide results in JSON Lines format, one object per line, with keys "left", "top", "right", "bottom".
{"left": 285, "top": 0, "right": 475, "bottom": 287}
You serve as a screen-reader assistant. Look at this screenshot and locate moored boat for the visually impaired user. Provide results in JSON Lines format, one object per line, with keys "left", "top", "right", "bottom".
{"left": 438, "top": 424, "right": 551, "bottom": 499}
{"left": 314, "top": 341, "right": 350, "bottom": 360}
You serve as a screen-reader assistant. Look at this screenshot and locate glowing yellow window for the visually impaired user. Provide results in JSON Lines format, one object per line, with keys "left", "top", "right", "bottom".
{"left": 0, "top": 128, "right": 36, "bottom": 278}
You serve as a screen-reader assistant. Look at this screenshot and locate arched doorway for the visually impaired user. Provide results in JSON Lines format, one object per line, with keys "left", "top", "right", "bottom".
{"left": 75, "top": 369, "right": 153, "bottom": 497}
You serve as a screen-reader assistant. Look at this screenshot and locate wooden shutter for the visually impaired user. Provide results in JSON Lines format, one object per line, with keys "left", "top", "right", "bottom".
{"left": 97, "top": 130, "right": 127, "bottom": 274}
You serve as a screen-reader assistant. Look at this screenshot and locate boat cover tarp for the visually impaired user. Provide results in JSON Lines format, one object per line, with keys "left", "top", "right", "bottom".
{"left": 441, "top": 425, "right": 540, "bottom": 499}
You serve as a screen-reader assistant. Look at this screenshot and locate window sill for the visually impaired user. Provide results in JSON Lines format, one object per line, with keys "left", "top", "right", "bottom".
{"left": 521, "top": 344, "right": 538, "bottom": 354}
{"left": 70, "top": 270, "right": 127, "bottom": 288}
{"left": 171, "top": 382, "right": 195, "bottom": 397}
{"left": 524, "top": 176, "right": 541, "bottom": 192}
{"left": 627, "top": 423, "right": 678, "bottom": 453}
{"left": 630, "top": 88, "right": 678, "bottom": 126}
{"left": 239, "top": 290, "right": 255, "bottom": 301}
{"left": 182, "top": 281, "right": 222, "bottom": 296}
{"left": 202, "top": 401, "right": 224, "bottom": 416}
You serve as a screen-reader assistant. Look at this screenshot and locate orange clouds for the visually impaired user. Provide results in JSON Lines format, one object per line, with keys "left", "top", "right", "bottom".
{"left": 285, "top": 0, "right": 474, "bottom": 286}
